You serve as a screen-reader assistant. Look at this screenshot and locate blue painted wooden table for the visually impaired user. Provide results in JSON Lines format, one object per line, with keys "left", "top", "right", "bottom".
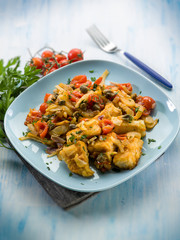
{"left": 0, "top": 0, "right": 180, "bottom": 239}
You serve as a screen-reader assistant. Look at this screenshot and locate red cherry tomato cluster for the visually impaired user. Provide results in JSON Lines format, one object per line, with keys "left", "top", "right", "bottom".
{"left": 30, "top": 48, "right": 84, "bottom": 76}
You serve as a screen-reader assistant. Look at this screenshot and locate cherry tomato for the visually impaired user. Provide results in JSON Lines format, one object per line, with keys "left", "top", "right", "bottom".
{"left": 39, "top": 103, "right": 48, "bottom": 114}
{"left": 136, "top": 96, "right": 155, "bottom": 110}
{"left": 55, "top": 54, "right": 67, "bottom": 62}
{"left": 24, "top": 109, "right": 42, "bottom": 125}
{"left": 30, "top": 57, "right": 43, "bottom": 69}
{"left": 44, "top": 93, "right": 52, "bottom": 103}
{"left": 93, "top": 77, "right": 103, "bottom": 85}
{"left": 70, "top": 75, "right": 87, "bottom": 88}
{"left": 88, "top": 94, "right": 104, "bottom": 109}
{"left": 49, "top": 67, "right": 57, "bottom": 73}
{"left": 59, "top": 59, "right": 69, "bottom": 67}
{"left": 41, "top": 50, "right": 54, "bottom": 60}
{"left": 68, "top": 92, "right": 79, "bottom": 102}
{"left": 68, "top": 48, "right": 84, "bottom": 62}
{"left": 34, "top": 120, "right": 48, "bottom": 138}
{"left": 44, "top": 60, "right": 58, "bottom": 69}
{"left": 72, "top": 91, "right": 84, "bottom": 98}
{"left": 83, "top": 80, "right": 92, "bottom": 88}
{"left": 68, "top": 90, "right": 84, "bottom": 102}
{"left": 99, "top": 119, "right": 114, "bottom": 135}
{"left": 136, "top": 96, "right": 156, "bottom": 115}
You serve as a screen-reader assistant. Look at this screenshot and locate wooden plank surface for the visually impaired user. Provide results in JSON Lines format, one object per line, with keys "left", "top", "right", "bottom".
{"left": 0, "top": 0, "right": 180, "bottom": 240}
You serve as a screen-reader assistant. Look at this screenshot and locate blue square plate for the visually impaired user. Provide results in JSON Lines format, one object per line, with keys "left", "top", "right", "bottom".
{"left": 4, "top": 60, "right": 179, "bottom": 192}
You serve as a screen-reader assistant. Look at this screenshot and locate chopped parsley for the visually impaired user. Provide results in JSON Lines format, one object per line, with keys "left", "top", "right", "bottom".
{"left": 142, "top": 152, "right": 146, "bottom": 156}
{"left": 148, "top": 138, "right": 156, "bottom": 144}
{"left": 89, "top": 70, "right": 94, "bottom": 73}
{"left": 47, "top": 167, "right": 50, "bottom": 171}
{"left": 76, "top": 130, "right": 82, "bottom": 134}
{"left": 69, "top": 172, "right": 73, "bottom": 177}
{"left": 158, "top": 146, "right": 162, "bottom": 149}
{"left": 80, "top": 135, "right": 88, "bottom": 140}
{"left": 135, "top": 107, "right": 140, "bottom": 113}
{"left": 122, "top": 114, "right": 133, "bottom": 123}
{"left": 91, "top": 77, "right": 96, "bottom": 82}
{"left": 46, "top": 100, "right": 53, "bottom": 104}
{"left": 69, "top": 134, "right": 76, "bottom": 143}
{"left": 67, "top": 78, "right": 71, "bottom": 84}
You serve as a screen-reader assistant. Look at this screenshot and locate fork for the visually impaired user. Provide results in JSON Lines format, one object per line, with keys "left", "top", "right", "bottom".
{"left": 86, "top": 24, "right": 172, "bottom": 89}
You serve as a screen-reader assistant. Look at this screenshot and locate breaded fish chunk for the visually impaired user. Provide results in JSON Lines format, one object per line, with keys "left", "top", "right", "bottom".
{"left": 58, "top": 141, "right": 94, "bottom": 177}
{"left": 113, "top": 137, "right": 143, "bottom": 169}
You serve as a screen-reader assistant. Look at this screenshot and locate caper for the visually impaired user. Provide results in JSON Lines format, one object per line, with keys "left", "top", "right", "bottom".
{"left": 73, "top": 111, "right": 81, "bottom": 119}
{"left": 79, "top": 102, "right": 87, "bottom": 111}
{"left": 103, "top": 89, "right": 115, "bottom": 99}
{"left": 58, "top": 100, "right": 66, "bottom": 105}
{"left": 80, "top": 85, "right": 88, "bottom": 94}
{"left": 69, "top": 124, "right": 77, "bottom": 130}
{"left": 131, "top": 93, "right": 137, "bottom": 101}
{"left": 92, "top": 103, "right": 101, "bottom": 111}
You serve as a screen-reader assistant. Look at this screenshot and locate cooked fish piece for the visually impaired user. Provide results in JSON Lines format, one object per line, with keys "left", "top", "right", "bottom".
{"left": 114, "top": 119, "right": 146, "bottom": 137}
{"left": 58, "top": 141, "right": 94, "bottom": 177}
{"left": 113, "top": 137, "right": 143, "bottom": 169}
{"left": 77, "top": 118, "right": 101, "bottom": 136}
{"left": 95, "top": 102, "right": 122, "bottom": 119}
{"left": 66, "top": 118, "right": 102, "bottom": 144}
{"left": 88, "top": 132, "right": 123, "bottom": 172}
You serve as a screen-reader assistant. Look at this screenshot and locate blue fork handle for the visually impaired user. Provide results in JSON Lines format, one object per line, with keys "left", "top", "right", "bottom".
{"left": 124, "top": 51, "right": 173, "bottom": 89}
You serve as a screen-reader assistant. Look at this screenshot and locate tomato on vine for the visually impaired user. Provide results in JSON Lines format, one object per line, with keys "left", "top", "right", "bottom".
{"left": 68, "top": 48, "right": 84, "bottom": 62}
{"left": 30, "top": 57, "right": 43, "bottom": 69}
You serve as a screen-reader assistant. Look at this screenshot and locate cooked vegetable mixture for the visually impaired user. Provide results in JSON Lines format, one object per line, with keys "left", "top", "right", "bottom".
{"left": 20, "top": 70, "right": 158, "bottom": 177}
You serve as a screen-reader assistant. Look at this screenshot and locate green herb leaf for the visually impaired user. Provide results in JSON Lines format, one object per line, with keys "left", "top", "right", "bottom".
{"left": 91, "top": 77, "right": 96, "bottom": 82}
{"left": 148, "top": 138, "right": 156, "bottom": 144}
{"left": 0, "top": 56, "right": 41, "bottom": 147}
{"left": 67, "top": 78, "right": 71, "bottom": 84}
{"left": 80, "top": 135, "right": 88, "bottom": 140}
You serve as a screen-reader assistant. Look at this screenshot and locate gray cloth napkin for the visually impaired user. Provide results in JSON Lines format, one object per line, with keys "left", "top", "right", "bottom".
{"left": 9, "top": 139, "right": 96, "bottom": 209}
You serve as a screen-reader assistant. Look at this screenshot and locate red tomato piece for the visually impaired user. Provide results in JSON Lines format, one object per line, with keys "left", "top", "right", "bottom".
{"left": 136, "top": 95, "right": 156, "bottom": 115}
{"left": 72, "top": 91, "right": 84, "bottom": 98}
{"left": 24, "top": 109, "right": 42, "bottom": 125}
{"left": 70, "top": 75, "right": 87, "bottom": 88}
{"left": 39, "top": 102, "right": 48, "bottom": 114}
{"left": 99, "top": 119, "right": 114, "bottom": 135}
{"left": 117, "top": 134, "right": 127, "bottom": 140}
{"left": 44, "top": 93, "right": 52, "bottom": 103}
{"left": 34, "top": 120, "right": 48, "bottom": 138}
{"left": 93, "top": 77, "right": 102, "bottom": 85}
{"left": 68, "top": 91, "right": 79, "bottom": 102}
{"left": 88, "top": 94, "right": 104, "bottom": 109}
{"left": 83, "top": 80, "right": 92, "bottom": 88}
{"left": 68, "top": 48, "right": 84, "bottom": 62}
